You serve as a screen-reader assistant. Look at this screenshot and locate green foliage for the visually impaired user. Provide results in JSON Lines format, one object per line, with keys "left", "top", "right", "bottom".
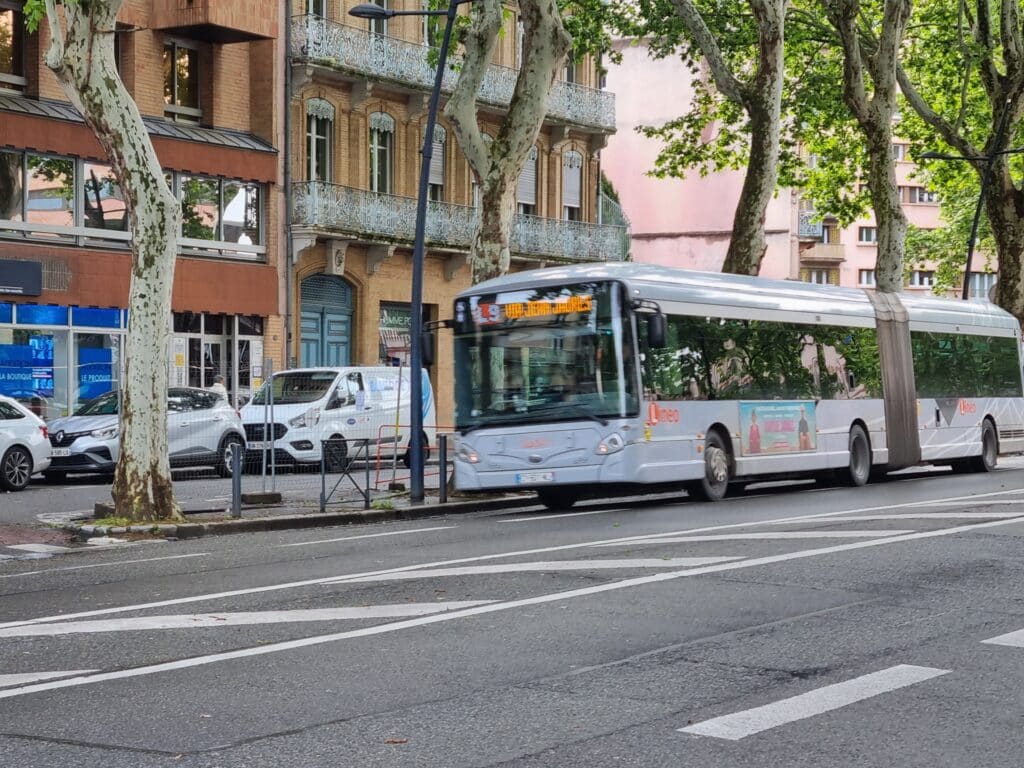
{"left": 22, "top": 0, "right": 48, "bottom": 32}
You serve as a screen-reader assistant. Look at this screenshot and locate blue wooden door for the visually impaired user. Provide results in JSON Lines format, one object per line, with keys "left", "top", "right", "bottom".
{"left": 300, "top": 276, "right": 353, "bottom": 367}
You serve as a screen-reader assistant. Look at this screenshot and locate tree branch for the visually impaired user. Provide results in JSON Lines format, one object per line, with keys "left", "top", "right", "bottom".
{"left": 826, "top": 0, "right": 870, "bottom": 124}
{"left": 896, "top": 65, "right": 981, "bottom": 158}
{"left": 42, "top": 0, "right": 64, "bottom": 71}
{"left": 999, "top": 0, "right": 1023, "bottom": 76}
{"left": 973, "top": 0, "right": 1002, "bottom": 99}
{"left": 668, "top": 0, "right": 748, "bottom": 105}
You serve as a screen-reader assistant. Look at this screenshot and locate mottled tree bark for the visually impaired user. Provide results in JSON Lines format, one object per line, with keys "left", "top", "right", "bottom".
{"left": 670, "top": 0, "right": 787, "bottom": 276}
{"left": 826, "top": 0, "right": 912, "bottom": 293}
{"left": 445, "top": 0, "right": 571, "bottom": 284}
{"left": 40, "top": 0, "right": 181, "bottom": 521}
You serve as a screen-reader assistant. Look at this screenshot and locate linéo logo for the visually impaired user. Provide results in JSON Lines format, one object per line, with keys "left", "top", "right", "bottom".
{"left": 647, "top": 403, "right": 680, "bottom": 425}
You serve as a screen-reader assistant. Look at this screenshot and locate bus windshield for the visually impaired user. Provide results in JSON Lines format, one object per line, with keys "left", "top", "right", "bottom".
{"left": 453, "top": 281, "right": 639, "bottom": 431}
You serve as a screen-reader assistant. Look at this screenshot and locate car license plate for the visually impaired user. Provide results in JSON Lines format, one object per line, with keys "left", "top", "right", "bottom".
{"left": 249, "top": 441, "right": 269, "bottom": 450}
{"left": 516, "top": 471, "right": 554, "bottom": 484}
{"left": 52, "top": 448, "right": 70, "bottom": 458}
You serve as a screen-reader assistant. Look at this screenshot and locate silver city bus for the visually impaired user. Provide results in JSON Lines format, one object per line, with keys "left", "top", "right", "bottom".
{"left": 450, "top": 263, "right": 1024, "bottom": 508}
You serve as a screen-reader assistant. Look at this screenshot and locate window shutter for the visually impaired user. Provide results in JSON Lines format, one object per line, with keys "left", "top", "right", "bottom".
{"left": 799, "top": 268, "right": 809, "bottom": 282}
{"left": 517, "top": 146, "right": 538, "bottom": 206}
{"left": 429, "top": 125, "right": 445, "bottom": 186}
{"left": 828, "top": 269, "right": 840, "bottom": 285}
{"left": 562, "top": 151, "right": 582, "bottom": 209}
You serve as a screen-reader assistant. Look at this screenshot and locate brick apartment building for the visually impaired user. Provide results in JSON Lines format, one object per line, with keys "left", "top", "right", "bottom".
{"left": 0, "top": 0, "right": 285, "bottom": 417}
{"left": 287, "top": 0, "right": 622, "bottom": 427}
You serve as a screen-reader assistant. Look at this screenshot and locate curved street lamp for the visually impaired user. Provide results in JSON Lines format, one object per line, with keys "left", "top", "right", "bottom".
{"left": 349, "top": 0, "right": 473, "bottom": 503}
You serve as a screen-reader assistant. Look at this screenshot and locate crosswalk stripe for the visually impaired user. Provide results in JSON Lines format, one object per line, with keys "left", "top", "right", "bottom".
{"left": 0, "top": 670, "right": 99, "bottom": 688}
{"left": 0, "top": 602, "right": 497, "bottom": 638}
{"left": 679, "top": 665, "right": 950, "bottom": 740}
{"left": 334, "top": 557, "right": 743, "bottom": 583}
{"left": 6, "top": 544, "right": 73, "bottom": 554}
{"left": 592, "top": 530, "right": 913, "bottom": 545}
{"left": 981, "top": 628, "right": 1024, "bottom": 648}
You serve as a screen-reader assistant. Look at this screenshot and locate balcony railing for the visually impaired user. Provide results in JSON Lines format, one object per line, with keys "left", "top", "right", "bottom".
{"left": 798, "top": 208, "right": 824, "bottom": 238}
{"left": 292, "top": 181, "right": 627, "bottom": 263}
{"left": 290, "top": 15, "right": 615, "bottom": 132}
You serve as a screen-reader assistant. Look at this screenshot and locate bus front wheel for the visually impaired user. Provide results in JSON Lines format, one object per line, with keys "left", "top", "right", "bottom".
{"left": 842, "top": 424, "right": 871, "bottom": 487}
{"left": 688, "top": 431, "right": 730, "bottom": 502}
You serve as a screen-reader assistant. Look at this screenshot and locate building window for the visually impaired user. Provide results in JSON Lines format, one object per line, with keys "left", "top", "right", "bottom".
{"left": 563, "top": 59, "right": 577, "bottom": 83}
{"left": 858, "top": 269, "right": 876, "bottom": 287}
{"left": 805, "top": 268, "right": 831, "bottom": 285}
{"left": 908, "top": 186, "right": 938, "bottom": 204}
{"left": 909, "top": 269, "right": 936, "bottom": 288}
{"left": 306, "top": 0, "right": 326, "bottom": 16}
{"left": 0, "top": 1, "right": 24, "bottom": 91}
{"left": 562, "top": 150, "right": 583, "bottom": 221}
{"left": 163, "top": 40, "right": 201, "bottom": 122}
{"left": 892, "top": 143, "right": 906, "bottom": 162}
{"left": 517, "top": 145, "right": 538, "bottom": 216}
{"left": 179, "top": 175, "right": 262, "bottom": 245}
{"left": 821, "top": 221, "right": 840, "bottom": 244}
{"left": 858, "top": 226, "right": 878, "bottom": 244}
{"left": 969, "top": 271, "right": 997, "bottom": 299}
{"left": 26, "top": 154, "right": 75, "bottom": 235}
{"left": 83, "top": 163, "right": 128, "bottom": 232}
{"left": 427, "top": 123, "right": 445, "bottom": 202}
{"left": 369, "top": 112, "right": 395, "bottom": 195}
{"left": 516, "top": 19, "right": 524, "bottom": 66}
{"left": 369, "top": 0, "right": 387, "bottom": 36}
{"left": 306, "top": 99, "right": 334, "bottom": 183}
{"left": 423, "top": 0, "right": 441, "bottom": 46}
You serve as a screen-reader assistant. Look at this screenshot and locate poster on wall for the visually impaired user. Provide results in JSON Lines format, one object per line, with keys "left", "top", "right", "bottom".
{"left": 78, "top": 346, "right": 114, "bottom": 401}
{"left": 170, "top": 337, "right": 187, "bottom": 387}
{"left": 739, "top": 401, "right": 817, "bottom": 456}
{"left": 0, "top": 344, "right": 34, "bottom": 395}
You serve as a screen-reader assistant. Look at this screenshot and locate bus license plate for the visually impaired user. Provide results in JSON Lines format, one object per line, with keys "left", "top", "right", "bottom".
{"left": 52, "top": 448, "right": 70, "bottom": 457}
{"left": 516, "top": 472, "right": 554, "bottom": 484}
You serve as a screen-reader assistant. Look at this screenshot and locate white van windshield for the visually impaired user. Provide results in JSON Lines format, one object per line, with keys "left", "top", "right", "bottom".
{"left": 251, "top": 371, "right": 337, "bottom": 405}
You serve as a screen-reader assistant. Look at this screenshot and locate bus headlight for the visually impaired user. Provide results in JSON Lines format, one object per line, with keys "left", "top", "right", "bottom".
{"left": 596, "top": 433, "right": 625, "bottom": 455}
{"left": 456, "top": 444, "right": 480, "bottom": 464}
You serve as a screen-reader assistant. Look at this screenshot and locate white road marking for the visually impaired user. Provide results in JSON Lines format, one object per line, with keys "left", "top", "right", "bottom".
{"left": 780, "top": 512, "right": 1024, "bottom": 522}
{"left": 0, "top": 555, "right": 12, "bottom": 561}
{"left": 981, "top": 628, "right": 1024, "bottom": 648}
{"left": 500, "top": 509, "right": 621, "bottom": 523}
{"left": 906, "top": 499, "right": 1024, "bottom": 507}
{"left": 334, "top": 558, "right": 743, "bottom": 583}
{"left": 0, "top": 553, "right": 210, "bottom": 579}
{"left": 679, "top": 664, "right": 950, "bottom": 740}
{"left": 0, "top": 670, "right": 98, "bottom": 688}
{"left": 275, "top": 526, "right": 457, "bottom": 548}
{"left": 6, "top": 544, "right": 73, "bottom": 554}
{"left": 591, "top": 530, "right": 914, "bottom": 545}
{"left": 0, "top": 602, "right": 495, "bottom": 638}
{"left": 4, "top": 487, "right": 1024, "bottom": 633}
{"left": 1, "top": 515, "right": 1019, "bottom": 701}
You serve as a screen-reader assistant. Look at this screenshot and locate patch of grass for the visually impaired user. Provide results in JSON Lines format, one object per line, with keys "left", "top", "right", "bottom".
{"left": 371, "top": 498, "right": 395, "bottom": 511}
{"left": 92, "top": 516, "right": 179, "bottom": 528}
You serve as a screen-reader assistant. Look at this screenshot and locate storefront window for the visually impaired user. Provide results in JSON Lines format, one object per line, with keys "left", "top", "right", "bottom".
{"left": 0, "top": 150, "right": 23, "bottom": 221}
{"left": 17, "top": 304, "right": 69, "bottom": 325}
{"left": 75, "top": 333, "right": 120, "bottom": 408}
{"left": 82, "top": 163, "right": 128, "bottom": 232}
{"left": 379, "top": 302, "right": 412, "bottom": 365}
{"left": 71, "top": 306, "right": 120, "bottom": 328}
{"left": 26, "top": 155, "right": 75, "bottom": 232}
{"left": 0, "top": 303, "right": 11, "bottom": 323}
{"left": 0, "top": 327, "right": 68, "bottom": 420}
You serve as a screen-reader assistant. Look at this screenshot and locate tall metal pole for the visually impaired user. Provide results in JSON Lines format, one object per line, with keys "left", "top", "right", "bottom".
{"left": 409, "top": 0, "right": 460, "bottom": 504}
{"left": 963, "top": 99, "right": 1014, "bottom": 300}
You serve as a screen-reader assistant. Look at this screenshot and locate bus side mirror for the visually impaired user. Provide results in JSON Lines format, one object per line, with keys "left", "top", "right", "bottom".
{"left": 648, "top": 313, "right": 667, "bottom": 349}
{"left": 421, "top": 331, "right": 436, "bottom": 367}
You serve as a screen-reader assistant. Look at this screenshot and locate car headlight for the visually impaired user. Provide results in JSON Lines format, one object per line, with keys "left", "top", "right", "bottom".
{"left": 456, "top": 443, "right": 480, "bottom": 464}
{"left": 596, "top": 432, "right": 625, "bottom": 455}
{"left": 289, "top": 408, "right": 320, "bottom": 428}
{"left": 91, "top": 426, "right": 119, "bottom": 439}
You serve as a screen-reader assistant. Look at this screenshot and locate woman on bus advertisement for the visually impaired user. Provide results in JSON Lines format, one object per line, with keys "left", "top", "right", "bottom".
{"left": 739, "top": 402, "right": 817, "bottom": 455}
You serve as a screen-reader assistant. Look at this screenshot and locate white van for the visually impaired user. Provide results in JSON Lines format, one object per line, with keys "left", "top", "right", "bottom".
{"left": 239, "top": 367, "right": 436, "bottom": 471}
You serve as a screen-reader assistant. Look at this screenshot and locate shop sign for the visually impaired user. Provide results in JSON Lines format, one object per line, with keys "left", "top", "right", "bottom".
{"left": 0, "top": 260, "right": 43, "bottom": 296}
{"left": 379, "top": 303, "right": 411, "bottom": 365}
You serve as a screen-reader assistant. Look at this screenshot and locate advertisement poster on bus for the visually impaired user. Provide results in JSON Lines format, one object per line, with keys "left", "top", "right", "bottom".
{"left": 739, "top": 401, "right": 816, "bottom": 456}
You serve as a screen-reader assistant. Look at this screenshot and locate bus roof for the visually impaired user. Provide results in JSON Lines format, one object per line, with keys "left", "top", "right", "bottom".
{"left": 460, "top": 262, "right": 1019, "bottom": 333}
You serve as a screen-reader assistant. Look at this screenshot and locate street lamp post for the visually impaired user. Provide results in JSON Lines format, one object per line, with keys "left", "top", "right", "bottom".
{"left": 349, "top": 0, "right": 471, "bottom": 503}
{"left": 918, "top": 103, "right": 1018, "bottom": 300}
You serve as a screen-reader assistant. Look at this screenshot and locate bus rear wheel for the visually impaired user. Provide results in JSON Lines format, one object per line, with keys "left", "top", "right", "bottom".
{"left": 537, "top": 488, "right": 579, "bottom": 510}
{"left": 841, "top": 424, "right": 871, "bottom": 487}
{"left": 688, "top": 431, "right": 730, "bottom": 502}
{"left": 970, "top": 419, "right": 998, "bottom": 473}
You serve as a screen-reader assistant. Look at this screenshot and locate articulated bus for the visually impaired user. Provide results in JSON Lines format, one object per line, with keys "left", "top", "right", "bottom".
{"left": 450, "top": 263, "right": 1024, "bottom": 508}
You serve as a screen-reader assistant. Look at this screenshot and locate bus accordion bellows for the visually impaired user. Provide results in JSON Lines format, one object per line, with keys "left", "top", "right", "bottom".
{"left": 449, "top": 263, "right": 1024, "bottom": 509}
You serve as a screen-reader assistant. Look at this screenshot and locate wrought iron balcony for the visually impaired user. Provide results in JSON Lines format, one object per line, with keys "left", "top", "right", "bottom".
{"left": 798, "top": 208, "right": 824, "bottom": 239}
{"left": 290, "top": 15, "right": 615, "bottom": 132}
{"left": 291, "top": 181, "right": 628, "bottom": 263}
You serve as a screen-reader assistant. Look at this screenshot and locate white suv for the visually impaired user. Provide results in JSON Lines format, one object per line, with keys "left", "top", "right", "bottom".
{"left": 0, "top": 395, "right": 52, "bottom": 491}
{"left": 45, "top": 388, "right": 246, "bottom": 480}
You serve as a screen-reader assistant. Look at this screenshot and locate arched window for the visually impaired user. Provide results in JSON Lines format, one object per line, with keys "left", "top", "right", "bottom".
{"left": 369, "top": 112, "right": 395, "bottom": 194}
{"left": 306, "top": 99, "right": 335, "bottom": 182}
{"left": 427, "top": 124, "right": 446, "bottom": 202}
{"left": 562, "top": 150, "right": 583, "bottom": 221}
{"left": 517, "top": 145, "right": 538, "bottom": 215}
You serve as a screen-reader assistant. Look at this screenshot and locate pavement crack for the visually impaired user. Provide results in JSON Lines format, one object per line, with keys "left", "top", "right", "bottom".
{"left": 0, "top": 730, "right": 187, "bottom": 757}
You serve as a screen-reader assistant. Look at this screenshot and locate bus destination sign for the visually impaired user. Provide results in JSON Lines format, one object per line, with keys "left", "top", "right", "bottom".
{"left": 476, "top": 295, "right": 593, "bottom": 325}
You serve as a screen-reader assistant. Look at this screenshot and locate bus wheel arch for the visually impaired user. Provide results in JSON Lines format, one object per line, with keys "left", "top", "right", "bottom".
{"left": 688, "top": 425, "right": 733, "bottom": 502}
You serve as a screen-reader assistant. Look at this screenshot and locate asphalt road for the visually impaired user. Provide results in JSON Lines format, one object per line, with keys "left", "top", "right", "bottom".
{"left": 4, "top": 467, "right": 1024, "bottom": 767}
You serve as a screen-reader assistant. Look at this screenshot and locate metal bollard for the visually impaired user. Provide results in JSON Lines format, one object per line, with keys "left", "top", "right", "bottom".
{"left": 438, "top": 433, "right": 448, "bottom": 505}
{"left": 231, "top": 444, "right": 242, "bottom": 519}
{"left": 319, "top": 443, "right": 327, "bottom": 514}
{"left": 363, "top": 440, "right": 371, "bottom": 511}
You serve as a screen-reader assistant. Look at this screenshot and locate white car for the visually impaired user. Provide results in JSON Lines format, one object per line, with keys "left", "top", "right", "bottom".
{"left": 0, "top": 395, "right": 52, "bottom": 491}
{"left": 45, "top": 388, "right": 246, "bottom": 479}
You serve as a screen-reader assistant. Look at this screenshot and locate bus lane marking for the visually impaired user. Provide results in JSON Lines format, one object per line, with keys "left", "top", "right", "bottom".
{"left": 3, "top": 487, "right": 1023, "bottom": 633}
{"left": 591, "top": 530, "right": 915, "bottom": 545}
{"left": 274, "top": 526, "right": 456, "bottom": 548}
{"left": 0, "top": 514, "right": 1021, "bottom": 701}
{"left": 0, "top": 671, "right": 99, "bottom": 689}
{"left": 679, "top": 664, "right": 950, "bottom": 740}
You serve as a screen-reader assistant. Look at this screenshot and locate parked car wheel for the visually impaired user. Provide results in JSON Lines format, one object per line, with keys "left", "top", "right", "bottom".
{"left": 1, "top": 446, "right": 33, "bottom": 491}
{"left": 217, "top": 434, "right": 245, "bottom": 478}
